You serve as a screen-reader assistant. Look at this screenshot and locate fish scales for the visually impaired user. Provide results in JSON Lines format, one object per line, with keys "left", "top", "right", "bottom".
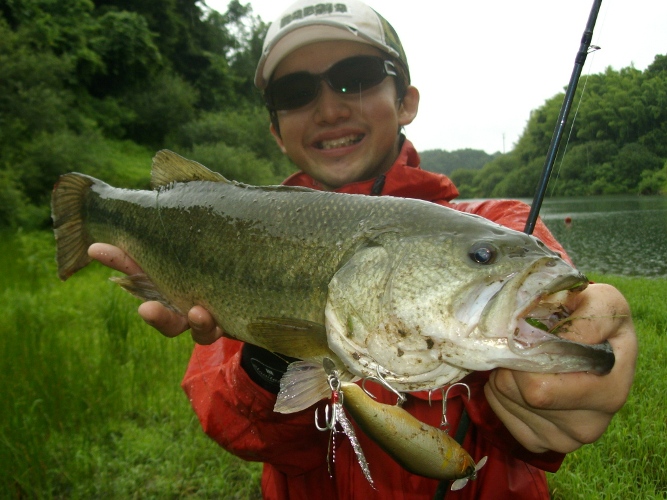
{"left": 52, "top": 150, "right": 617, "bottom": 486}
{"left": 52, "top": 150, "right": 615, "bottom": 410}
{"left": 56, "top": 161, "right": 463, "bottom": 351}
{"left": 81, "top": 181, "right": 370, "bottom": 347}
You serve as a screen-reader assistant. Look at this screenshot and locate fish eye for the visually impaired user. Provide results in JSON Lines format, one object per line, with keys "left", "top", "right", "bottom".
{"left": 468, "top": 242, "right": 497, "bottom": 265}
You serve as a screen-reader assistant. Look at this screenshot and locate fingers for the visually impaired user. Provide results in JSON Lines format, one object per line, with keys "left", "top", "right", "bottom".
{"left": 188, "top": 306, "right": 225, "bottom": 345}
{"left": 484, "top": 374, "right": 608, "bottom": 454}
{"left": 484, "top": 283, "right": 638, "bottom": 453}
{"left": 89, "top": 243, "right": 190, "bottom": 337}
{"left": 560, "top": 283, "right": 632, "bottom": 345}
{"left": 88, "top": 244, "right": 225, "bottom": 345}
{"left": 88, "top": 243, "right": 143, "bottom": 275}
{"left": 503, "top": 283, "right": 637, "bottom": 412}
{"left": 138, "top": 301, "right": 190, "bottom": 337}
{"left": 560, "top": 285, "right": 636, "bottom": 409}
{"left": 137, "top": 303, "right": 224, "bottom": 344}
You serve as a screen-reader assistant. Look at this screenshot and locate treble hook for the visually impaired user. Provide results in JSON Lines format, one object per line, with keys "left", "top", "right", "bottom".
{"left": 315, "top": 402, "right": 337, "bottom": 431}
{"left": 440, "top": 382, "right": 472, "bottom": 429}
{"left": 361, "top": 365, "right": 407, "bottom": 406}
{"left": 316, "top": 359, "right": 342, "bottom": 432}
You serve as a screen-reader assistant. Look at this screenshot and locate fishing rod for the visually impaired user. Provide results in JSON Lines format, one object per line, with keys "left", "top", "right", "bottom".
{"left": 524, "top": 0, "right": 603, "bottom": 235}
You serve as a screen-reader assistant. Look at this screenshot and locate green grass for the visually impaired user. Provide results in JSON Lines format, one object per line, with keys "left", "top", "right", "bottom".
{"left": 1, "top": 233, "right": 665, "bottom": 498}
{"left": 0, "top": 231, "right": 261, "bottom": 498}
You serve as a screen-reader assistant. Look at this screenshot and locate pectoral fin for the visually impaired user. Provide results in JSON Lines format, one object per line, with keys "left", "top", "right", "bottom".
{"left": 247, "top": 318, "right": 352, "bottom": 415}
{"left": 274, "top": 361, "right": 331, "bottom": 414}
{"left": 247, "top": 318, "right": 332, "bottom": 360}
{"left": 274, "top": 359, "right": 358, "bottom": 414}
{"left": 110, "top": 273, "right": 183, "bottom": 314}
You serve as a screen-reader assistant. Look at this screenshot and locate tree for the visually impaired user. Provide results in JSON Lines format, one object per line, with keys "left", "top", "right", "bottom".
{"left": 612, "top": 142, "right": 664, "bottom": 191}
{"left": 551, "top": 141, "right": 619, "bottom": 195}
{"left": 637, "top": 162, "right": 667, "bottom": 195}
{"left": 86, "top": 10, "right": 163, "bottom": 93}
{"left": 470, "top": 154, "right": 522, "bottom": 198}
{"left": 491, "top": 158, "right": 542, "bottom": 198}
{"left": 448, "top": 169, "right": 479, "bottom": 199}
{"left": 122, "top": 72, "right": 199, "bottom": 147}
{"left": 420, "top": 149, "right": 497, "bottom": 175}
{"left": 448, "top": 54, "right": 667, "bottom": 198}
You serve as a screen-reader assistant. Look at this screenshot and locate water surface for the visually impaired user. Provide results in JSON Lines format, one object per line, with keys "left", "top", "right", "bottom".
{"left": 538, "top": 195, "right": 667, "bottom": 278}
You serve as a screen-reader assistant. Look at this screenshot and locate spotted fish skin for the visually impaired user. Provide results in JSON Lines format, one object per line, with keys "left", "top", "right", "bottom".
{"left": 52, "top": 149, "right": 614, "bottom": 415}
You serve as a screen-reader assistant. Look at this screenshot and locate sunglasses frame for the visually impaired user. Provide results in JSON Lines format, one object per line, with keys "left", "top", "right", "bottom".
{"left": 264, "top": 55, "right": 398, "bottom": 111}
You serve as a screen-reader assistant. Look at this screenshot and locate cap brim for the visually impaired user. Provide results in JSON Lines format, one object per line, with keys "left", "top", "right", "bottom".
{"left": 255, "top": 24, "right": 393, "bottom": 89}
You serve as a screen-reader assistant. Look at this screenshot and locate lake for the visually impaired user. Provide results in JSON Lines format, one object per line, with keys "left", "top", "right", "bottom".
{"left": 535, "top": 195, "right": 667, "bottom": 278}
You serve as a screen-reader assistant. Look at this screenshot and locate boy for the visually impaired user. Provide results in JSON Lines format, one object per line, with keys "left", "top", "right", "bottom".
{"left": 90, "top": 1, "right": 637, "bottom": 497}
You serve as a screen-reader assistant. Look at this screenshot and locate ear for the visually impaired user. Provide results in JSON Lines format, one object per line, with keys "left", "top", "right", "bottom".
{"left": 270, "top": 122, "right": 287, "bottom": 154}
{"left": 398, "top": 86, "right": 420, "bottom": 127}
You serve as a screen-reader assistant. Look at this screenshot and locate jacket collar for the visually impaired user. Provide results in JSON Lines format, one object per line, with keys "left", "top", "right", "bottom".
{"left": 282, "top": 137, "right": 459, "bottom": 204}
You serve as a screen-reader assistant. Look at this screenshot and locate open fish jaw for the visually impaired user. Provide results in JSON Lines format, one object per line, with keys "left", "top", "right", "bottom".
{"left": 479, "top": 263, "right": 615, "bottom": 374}
{"left": 509, "top": 266, "right": 589, "bottom": 349}
{"left": 327, "top": 251, "right": 613, "bottom": 393}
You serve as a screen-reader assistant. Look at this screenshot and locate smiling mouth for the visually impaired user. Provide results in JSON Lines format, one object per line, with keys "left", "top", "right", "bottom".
{"left": 317, "top": 134, "right": 363, "bottom": 150}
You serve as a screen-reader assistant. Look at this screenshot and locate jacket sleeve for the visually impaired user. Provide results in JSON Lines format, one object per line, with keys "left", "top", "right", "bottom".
{"left": 181, "top": 338, "right": 330, "bottom": 475}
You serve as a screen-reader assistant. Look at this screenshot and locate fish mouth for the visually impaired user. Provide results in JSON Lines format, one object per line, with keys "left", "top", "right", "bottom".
{"left": 515, "top": 272, "right": 589, "bottom": 344}
{"left": 481, "top": 259, "right": 615, "bottom": 374}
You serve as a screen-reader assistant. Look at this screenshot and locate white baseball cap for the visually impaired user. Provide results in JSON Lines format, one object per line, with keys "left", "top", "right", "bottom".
{"left": 255, "top": 0, "right": 410, "bottom": 90}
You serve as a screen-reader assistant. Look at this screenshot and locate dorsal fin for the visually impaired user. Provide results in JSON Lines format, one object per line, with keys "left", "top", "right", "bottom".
{"left": 151, "top": 149, "right": 229, "bottom": 189}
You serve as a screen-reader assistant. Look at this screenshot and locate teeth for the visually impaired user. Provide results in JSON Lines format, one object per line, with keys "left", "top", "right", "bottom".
{"left": 318, "top": 135, "right": 362, "bottom": 150}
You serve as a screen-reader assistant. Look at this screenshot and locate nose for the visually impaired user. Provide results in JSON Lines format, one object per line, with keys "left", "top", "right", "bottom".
{"left": 313, "top": 83, "right": 352, "bottom": 124}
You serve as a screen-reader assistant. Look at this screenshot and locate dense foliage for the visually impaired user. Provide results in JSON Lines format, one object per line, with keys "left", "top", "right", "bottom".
{"left": 1, "top": 0, "right": 665, "bottom": 229}
{"left": 0, "top": 0, "right": 293, "bottom": 229}
{"left": 419, "top": 149, "right": 499, "bottom": 176}
{"left": 447, "top": 57, "right": 667, "bottom": 199}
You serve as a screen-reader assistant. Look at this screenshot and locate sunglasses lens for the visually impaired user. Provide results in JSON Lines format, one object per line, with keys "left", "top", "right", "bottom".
{"left": 268, "top": 72, "right": 319, "bottom": 110}
{"left": 266, "top": 56, "right": 394, "bottom": 110}
{"left": 329, "top": 57, "right": 387, "bottom": 94}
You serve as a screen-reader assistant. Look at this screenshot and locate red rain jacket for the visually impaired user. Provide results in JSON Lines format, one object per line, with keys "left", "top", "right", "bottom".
{"left": 182, "top": 139, "right": 570, "bottom": 499}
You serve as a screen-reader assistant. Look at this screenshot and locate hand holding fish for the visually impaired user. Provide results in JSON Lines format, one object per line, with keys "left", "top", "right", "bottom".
{"left": 88, "top": 243, "right": 224, "bottom": 345}
{"left": 484, "top": 283, "right": 637, "bottom": 454}
{"left": 51, "top": 151, "right": 629, "bottom": 493}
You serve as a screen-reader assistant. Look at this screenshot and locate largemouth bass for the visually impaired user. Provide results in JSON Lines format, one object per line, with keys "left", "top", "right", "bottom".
{"left": 52, "top": 150, "right": 614, "bottom": 482}
{"left": 52, "top": 149, "right": 613, "bottom": 401}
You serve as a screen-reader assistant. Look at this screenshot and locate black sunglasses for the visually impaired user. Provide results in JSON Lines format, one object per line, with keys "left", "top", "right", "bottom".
{"left": 264, "top": 55, "right": 398, "bottom": 111}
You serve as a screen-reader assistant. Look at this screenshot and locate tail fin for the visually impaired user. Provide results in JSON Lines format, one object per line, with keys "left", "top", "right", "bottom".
{"left": 51, "top": 173, "right": 96, "bottom": 281}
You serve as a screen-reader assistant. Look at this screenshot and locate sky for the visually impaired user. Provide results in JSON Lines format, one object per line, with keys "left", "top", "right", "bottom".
{"left": 205, "top": 0, "right": 667, "bottom": 154}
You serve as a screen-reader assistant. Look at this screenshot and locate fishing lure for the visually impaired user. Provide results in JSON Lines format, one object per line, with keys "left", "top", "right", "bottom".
{"left": 315, "top": 359, "right": 374, "bottom": 486}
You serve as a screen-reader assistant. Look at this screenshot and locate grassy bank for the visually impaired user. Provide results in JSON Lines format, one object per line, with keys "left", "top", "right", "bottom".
{"left": 0, "top": 231, "right": 261, "bottom": 498}
{"left": 1, "top": 232, "right": 665, "bottom": 498}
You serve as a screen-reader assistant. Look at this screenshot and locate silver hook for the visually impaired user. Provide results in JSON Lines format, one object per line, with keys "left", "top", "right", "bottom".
{"left": 315, "top": 403, "right": 337, "bottom": 431}
{"left": 316, "top": 362, "right": 342, "bottom": 432}
{"left": 362, "top": 365, "right": 407, "bottom": 406}
{"left": 441, "top": 382, "right": 472, "bottom": 429}
{"left": 361, "top": 377, "right": 379, "bottom": 400}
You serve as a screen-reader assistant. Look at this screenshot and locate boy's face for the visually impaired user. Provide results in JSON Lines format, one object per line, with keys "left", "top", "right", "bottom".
{"left": 269, "top": 41, "right": 419, "bottom": 190}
